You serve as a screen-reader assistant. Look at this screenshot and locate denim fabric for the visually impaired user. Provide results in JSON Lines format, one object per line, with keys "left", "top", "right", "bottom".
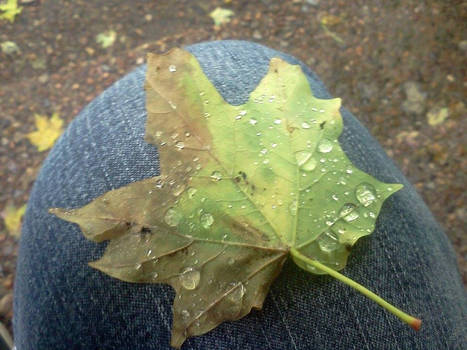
{"left": 14, "top": 40, "right": 466, "bottom": 349}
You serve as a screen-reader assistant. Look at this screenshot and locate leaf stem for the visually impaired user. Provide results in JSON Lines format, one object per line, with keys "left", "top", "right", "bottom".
{"left": 290, "top": 248, "right": 421, "bottom": 331}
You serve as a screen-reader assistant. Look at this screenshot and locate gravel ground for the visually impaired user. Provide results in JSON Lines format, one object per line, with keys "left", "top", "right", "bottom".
{"left": 0, "top": 0, "right": 465, "bottom": 334}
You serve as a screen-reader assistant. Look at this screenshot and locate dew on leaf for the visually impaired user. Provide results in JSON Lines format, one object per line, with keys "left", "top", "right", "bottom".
{"left": 274, "top": 119, "right": 282, "bottom": 125}
{"left": 318, "top": 139, "right": 333, "bottom": 153}
{"left": 228, "top": 283, "right": 246, "bottom": 303}
{"left": 249, "top": 119, "right": 258, "bottom": 125}
{"left": 302, "top": 157, "right": 317, "bottom": 171}
{"left": 355, "top": 183, "right": 377, "bottom": 207}
{"left": 164, "top": 208, "right": 182, "bottom": 227}
{"left": 181, "top": 309, "right": 190, "bottom": 319}
{"left": 200, "top": 213, "right": 214, "bottom": 228}
{"left": 318, "top": 231, "right": 339, "bottom": 252}
{"left": 180, "top": 267, "right": 200, "bottom": 290}
{"left": 210, "top": 171, "right": 222, "bottom": 181}
{"left": 173, "top": 184, "right": 185, "bottom": 196}
{"left": 295, "top": 151, "right": 312, "bottom": 166}
{"left": 227, "top": 257, "right": 235, "bottom": 265}
{"left": 187, "top": 187, "right": 197, "bottom": 199}
{"left": 153, "top": 272, "right": 159, "bottom": 279}
{"left": 301, "top": 122, "right": 311, "bottom": 129}
{"left": 168, "top": 64, "right": 177, "bottom": 72}
{"left": 339, "top": 203, "right": 359, "bottom": 222}
{"left": 175, "top": 141, "right": 184, "bottom": 150}
{"left": 289, "top": 200, "right": 298, "bottom": 216}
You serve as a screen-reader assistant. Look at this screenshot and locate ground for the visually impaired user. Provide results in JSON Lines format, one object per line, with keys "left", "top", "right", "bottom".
{"left": 0, "top": 0, "right": 465, "bottom": 334}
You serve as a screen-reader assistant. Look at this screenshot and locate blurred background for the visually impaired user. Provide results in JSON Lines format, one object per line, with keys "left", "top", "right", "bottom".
{"left": 0, "top": 0, "right": 465, "bottom": 335}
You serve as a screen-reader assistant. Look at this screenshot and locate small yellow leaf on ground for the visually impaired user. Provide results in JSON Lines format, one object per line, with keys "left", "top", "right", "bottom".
{"left": 209, "top": 7, "right": 234, "bottom": 26}
{"left": 27, "top": 113, "right": 64, "bottom": 151}
{"left": 1, "top": 41, "right": 20, "bottom": 54}
{"left": 0, "top": 0, "right": 22, "bottom": 23}
{"left": 96, "top": 30, "right": 117, "bottom": 48}
{"left": 427, "top": 107, "right": 449, "bottom": 126}
{"left": 2, "top": 204, "right": 26, "bottom": 238}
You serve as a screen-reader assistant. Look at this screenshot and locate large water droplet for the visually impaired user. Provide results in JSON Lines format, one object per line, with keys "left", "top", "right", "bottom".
{"left": 175, "top": 141, "right": 184, "bottom": 150}
{"left": 210, "top": 171, "right": 222, "bottom": 181}
{"left": 318, "top": 231, "right": 339, "bottom": 252}
{"left": 318, "top": 139, "right": 333, "bottom": 153}
{"left": 200, "top": 213, "right": 214, "bottom": 228}
{"left": 355, "top": 183, "right": 377, "bottom": 207}
{"left": 228, "top": 283, "right": 246, "bottom": 303}
{"left": 187, "top": 187, "right": 197, "bottom": 199}
{"left": 164, "top": 208, "right": 181, "bottom": 227}
{"left": 302, "top": 157, "right": 317, "bottom": 171}
{"left": 180, "top": 267, "right": 200, "bottom": 290}
{"left": 339, "top": 203, "right": 359, "bottom": 222}
{"left": 289, "top": 200, "right": 298, "bottom": 216}
{"left": 295, "top": 151, "right": 312, "bottom": 166}
{"left": 173, "top": 184, "right": 185, "bottom": 196}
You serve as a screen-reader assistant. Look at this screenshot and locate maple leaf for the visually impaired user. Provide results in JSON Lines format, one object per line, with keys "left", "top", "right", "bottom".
{"left": 2, "top": 203, "right": 26, "bottom": 238}
{"left": 51, "top": 49, "right": 421, "bottom": 348}
{"left": 0, "top": 0, "right": 22, "bottom": 23}
{"left": 209, "top": 7, "right": 234, "bottom": 26}
{"left": 27, "top": 113, "right": 64, "bottom": 152}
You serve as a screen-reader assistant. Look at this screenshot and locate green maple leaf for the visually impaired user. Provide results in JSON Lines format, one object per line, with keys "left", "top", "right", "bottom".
{"left": 51, "top": 48, "right": 420, "bottom": 348}
{"left": 0, "top": 0, "right": 22, "bottom": 23}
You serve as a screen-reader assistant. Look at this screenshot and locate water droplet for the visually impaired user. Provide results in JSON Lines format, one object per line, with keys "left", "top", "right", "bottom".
{"left": 181, "top": 309, "right": 190, "bottom": 319}
{"left": 175, "top": 141, "right": 184, "bottom": 150}
{"left": 235, "top": 115, "right": 243, "bottom": 120}
{"left": 180, "top": 267, "right": 200, "bottom": 290}
{"left": 210, "top": 171, "right": 222, "bottom": 181}
{"left": 164, "top": 208, "right": 181, "bottom": 227}
{"left": 260, "top": 148, "right": 268, "bottom": 155}
{"left": 169, "top": 65, "right": 177, "bottom": 72}
{"left": 274, "top": 119, "right": 282, "bottom": 125}
{"left": 155, "top": 131, "right": 163, "bottom": 137}
{"left": 301, "top": 122, "right": 311, "bottom": 129}
{"left": 187, "top": 187, "right": 197, "bottom": 199}
{"left": 318, "top": 139, "right": 333, "bottom": 153}
{"left": 249, "top": 119, "right": 258, "bottom": 125}
{"left": 289, "top": 200, "right": 298, "bottom": 216}
{"left": 227, "top": 257, "right": 235, "bottom": 265}
{"left": 228, "top": 283, "right": 246, "bottom": 303}
{"left": 200, "top": 213, "right": 214, "bottom": 228}
{"left": 146, "top": 249, "right": 153, "bottom": 257}
{"left": 318, "top": 231, "right": 339, "bottom": 252}
{"left": 168, "top": 100, "right": 177, "bottom": 109}
{"left": 203, "top": 112, "right": 210, "bottom": 118}
{"left": 302, "top": 157, "right": 317, "bottom": 171}
{"left": 173, "top": 184, "right": 185, "bottom": 196}
{"left": 355, "top": 183, "right": 377, "bottom": 207}
{"left": 153, "top": 272, "right": 158, "bottom": 279}
{"left": 319, "top": 109, "right": 325, "bottom": 113}
{"left": 271, "top": 143, "right": 277, "bottom": 148}
{"left": 346, "top": 169, "right": 353, "bottom": 174}
{"left": 332, "top": 194, "right": 339, "bottom": 201}
{"left": 339, "top": 203, "right": 359, "bottom": 222}
{"left": 295, "top": 151, "right": 312, "bottom": 166}
{"left": 369, "top": 211, "right": 376, "bottom": 218}
{"left": 135, "top": 263, "right": 142, "bottom": 270}
{"left": 256, "top": 132, "right": 262, "bottom": 136}
{"left": 239, "top": 110, "right": 247, "bottom": 116}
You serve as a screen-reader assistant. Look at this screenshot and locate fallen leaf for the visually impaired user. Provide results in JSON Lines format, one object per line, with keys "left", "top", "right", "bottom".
{"left": 27, "top": 113, "right": 64, "bottom": 151}
{"left": 209, "top": 7, "right": 234, "bottom": 26}
{"left": 51, "top": 48, "right": 420, "bottom": 348}
{"left": 320, "top": 15, "right": 344, "bottom": 44}
{"left": 96, "top": 30, "right": 117, "bottom": 48}
{"left": 1, "top": 41, "right": 20, "bottom": 55}
{"left": 0, "top": 0, "right": 22, "bottom": 22}
{"left": 427, "top": 107, "right": 449, "bottom": 126}
{"left": 2, "top": 204, "right": 26, "bottom": 238}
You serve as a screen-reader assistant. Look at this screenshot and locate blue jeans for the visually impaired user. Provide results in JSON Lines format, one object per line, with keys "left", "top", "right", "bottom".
{"left": 13, "top": 41, "right": 466, "bottom": 349}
